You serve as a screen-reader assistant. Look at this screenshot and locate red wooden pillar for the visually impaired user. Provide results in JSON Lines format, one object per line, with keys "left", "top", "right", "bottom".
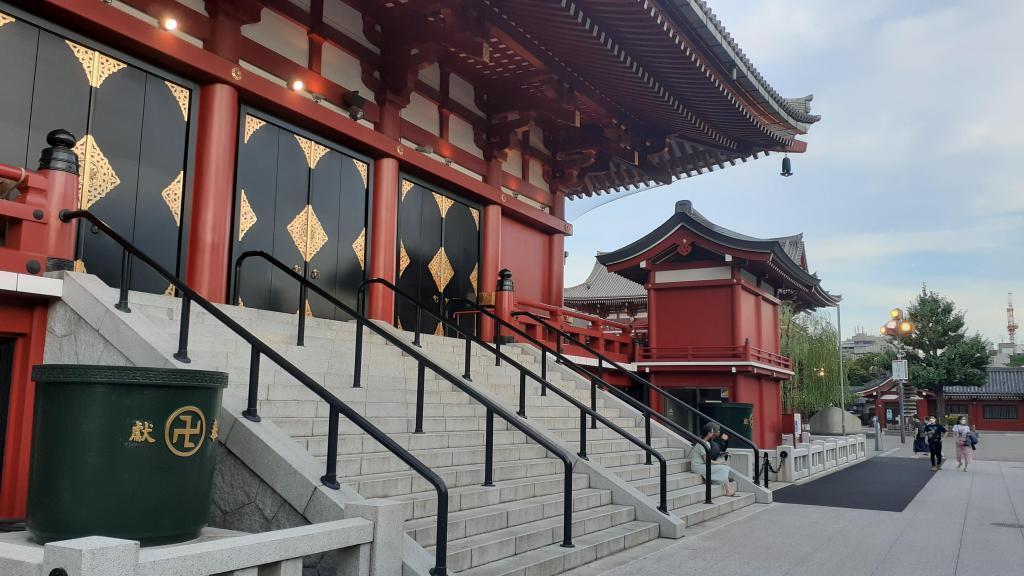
{"left": 367, "top": 157, "right": 399, "bottom": 321}
{"left": 480, "top": 156, "right": 503, "bottom": 340}
{"left": 548, "top": 190, "right": 565, "bottom": 308}
{"left": 185, "top": 83, "right": 239, "bottom": 303}
{"left": 0, "top": 301, "right": 48, "bottom": 518}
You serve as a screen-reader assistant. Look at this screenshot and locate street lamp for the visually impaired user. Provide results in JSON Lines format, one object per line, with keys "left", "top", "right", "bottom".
{"left": 880, "top": 308, "right": 914, "bottom": 444}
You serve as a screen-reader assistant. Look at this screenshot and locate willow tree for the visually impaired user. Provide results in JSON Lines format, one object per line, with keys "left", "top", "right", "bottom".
{"left": 780, "top": 304, "right": 853, "bottom": 417}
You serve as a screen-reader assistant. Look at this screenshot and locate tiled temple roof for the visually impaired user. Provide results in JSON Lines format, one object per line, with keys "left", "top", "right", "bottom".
{"left": 564, "top": 259, "right": 647, "bottom": 304}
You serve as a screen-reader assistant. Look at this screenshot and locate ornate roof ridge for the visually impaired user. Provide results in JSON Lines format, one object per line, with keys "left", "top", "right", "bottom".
{"left": 681, "top": 0, "right": 822, "bottom": 126}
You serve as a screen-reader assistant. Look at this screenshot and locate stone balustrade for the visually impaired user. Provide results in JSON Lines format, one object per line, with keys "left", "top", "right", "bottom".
{"left": 762, "top": 434, "right": 867, "bottom": 484}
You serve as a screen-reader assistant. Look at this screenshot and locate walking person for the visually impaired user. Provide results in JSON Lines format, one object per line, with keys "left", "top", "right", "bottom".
{"left": 952, "top": 416, "right": 973, "bottom": 471}
{"left": 923, "top": 416, "right": 946, "bottom": 471}
{"left": 911, "top": 414, "right": 929, "bottom": 457}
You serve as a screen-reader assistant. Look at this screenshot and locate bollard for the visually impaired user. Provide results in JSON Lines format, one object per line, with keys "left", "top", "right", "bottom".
{"left": 873, "top": 416, "right": 883, "bottom": 452}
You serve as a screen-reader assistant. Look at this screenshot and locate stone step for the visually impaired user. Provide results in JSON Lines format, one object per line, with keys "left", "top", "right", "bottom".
{"left": 672, "top": 493, "right": 757, "bottom": 526}
{"left": 585, "top": 447, "right": 687, "bottom": 470}
{"left": 333, "top": 444, "right": 552, "bottom": 476}
{"left": 434, "top": 503, "right": 637, "bottom": 572}
{"left": 295, "top": 429, "right": 532, "bottom": 457}
{"left": 627, "top": 471, "right": 704, "bottom": 497}
{"left": 457, "top": 520, "right": 659, "bottom": 576}
{"left": 338, "top": 457, "right": 571, "bottom": 499}
{"left": 605, "top": 459, "right": 690, "bottom": 482}
{"left": 405, "top": 487, "right": 613, "bottom": 548}
{"left": 393, "top": 473, "right": 592, "bottom": 521}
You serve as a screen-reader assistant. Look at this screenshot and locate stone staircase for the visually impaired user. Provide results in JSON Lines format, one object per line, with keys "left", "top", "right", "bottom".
{"left": 127, "top": 291, "right": 755, "bottom": 575}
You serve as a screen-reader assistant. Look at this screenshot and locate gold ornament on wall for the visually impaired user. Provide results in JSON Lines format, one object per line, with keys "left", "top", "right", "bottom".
{"left": 243, "top": 115, "right": 265, "bottom": 144}
{"left": 74, "top": 260, "right": 87, "bottom": 273}
{"left": 161, "top": 171, "right": 184, "bottom": 226}
{"left": 294, "top": 135, "right": 329, "bottom": 169}
{"left": 353, "top": 159, "right": 369, "bottom": 189}
{"left": 398, "top": 241, "right": 411, "bottom": 277}
{"left": 433, "top": 192, "right": 454, "bottom": 218}
{"left": 0, "top": 12, "right": 15, "bottom": 28}
{"left": 352, "top": 227, "right": 366, "bottom": 270}
{"left": 428, "top": 247, "right": 454, "bottom": 292}
{"left": 74, "top": 135, "right": 120, "bottom": 210}
{"left": 469, "top": 263, "right": 478, "bottom": 293}
{"left": 66, "top": 40, "right": 126, "bottom": 88}
{"left": 164, "top": 81, "right": 190, "bottom": 122}
{"left": 238, "top": 189, "right": 257, "bottom": 241}
{"left": 401, "top": 180, "right": 414, "bottom": 201}
{"left": 287, "top": 204, "right": 328, "bottom": 262}
{"left": 470, "top": 208, "right": 480, "bottom": 230}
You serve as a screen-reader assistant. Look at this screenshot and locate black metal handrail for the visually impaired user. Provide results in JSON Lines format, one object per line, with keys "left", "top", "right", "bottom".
{"left": 59, "top": 212, "right": 452, "bottom": 575}
{"left": 357, "top": 278, "right": 669, "bottom": 514}
{"left": 446, "top": 298, "right": 714, "bottom": 506}
{"left": 234, "top": 252, "right": 578, "bottom": 552}
{"left": 512, "top": 309, "right": 762, "bottom": 486}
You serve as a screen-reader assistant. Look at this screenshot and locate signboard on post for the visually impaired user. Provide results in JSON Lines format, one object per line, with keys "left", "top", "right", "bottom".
{"left": 892, "top": 359, "right": 908, "bottom": 381}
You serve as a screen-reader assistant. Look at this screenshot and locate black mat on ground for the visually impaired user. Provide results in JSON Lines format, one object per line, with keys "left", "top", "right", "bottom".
{"left": 772, "top": 457, "right": 934, "bottom": 512}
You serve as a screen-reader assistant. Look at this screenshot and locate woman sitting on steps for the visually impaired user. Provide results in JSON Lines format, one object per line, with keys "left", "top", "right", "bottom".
{"left": 689, "top": 423, "right": 736, "bottom": 496}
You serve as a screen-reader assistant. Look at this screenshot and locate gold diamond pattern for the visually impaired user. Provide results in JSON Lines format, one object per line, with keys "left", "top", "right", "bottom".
{"left": 74, "top": 260, "right": 87, "bottom": 273}
{"left": 165, "top": 81, "right": 190, "bottom": 122}
{"left": 294, "top": 135, "right": 330, "bottom": 169}
{"left": 238, "top": 189, "right": 257, "bottom": 241}
{"left": 163, "top": 284, "right": 176, "bottom": 297}
{"left": 243, "top": 115, "right": 266, "bottom": 144}
{"left": 470, "top": 208, "right": 480, "bottom": 230}
{"left": 469, "top": 263, "right": 478, "bottom": 293}
{"left": 398, "top": 241, "right": 411, "bottom": 277}
{"left": 287, "top": 205, "right": 328, "bottom": 262}
{"left": 74, "top": 135, "right": 120, "bottom": 210}
{"left": 66, "top": 40, "right": 126, "bottom": 88}
{"left": 353, "top": 159, "right": 369, "bottom": 189}
{"left": 352, "top": 227, "right": 366, "bottom": 270}
{"left": 401, "top": 180, "right": 414, "bottom": 201}
{"left": 161, "top": 171, "right": 183, "bottom": 226}
{"left": 433, "top": 193, "right": 454, "bottom": 218}
{"left": 0, "top": 12, "right": 14, "bottom": 27}
{"left": 296, "top": 300, "right": 313, "bottom": 317}
{"left": 428, "top": 247, "right": 454, "bottom": 292}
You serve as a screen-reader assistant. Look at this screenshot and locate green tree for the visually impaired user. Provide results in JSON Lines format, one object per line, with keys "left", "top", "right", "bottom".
{"left": 780, "top": 305, "right": 856, "bottom": 417}
{"left": 845, "top": 350, "right": 895, "bottom": 387}
{"left": 1007, "top": 353, "right": 1024, "bottom": 367}
{"left": 901, "top": 288, "right": 990, "bottom": 417}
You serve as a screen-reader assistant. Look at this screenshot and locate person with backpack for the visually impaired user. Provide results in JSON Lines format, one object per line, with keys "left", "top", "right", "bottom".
{"left": 911, "top": 414, "right": 929, "bottom": 457}
{"left": 923, "top": 416, "right": 946, "bottom": 471}
{"left": 951, "top": 416, "right": 974, "bottom": 471}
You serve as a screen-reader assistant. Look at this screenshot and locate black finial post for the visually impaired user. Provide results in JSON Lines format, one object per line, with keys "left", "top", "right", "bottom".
{"left": 38, "top": 130, "right": 79, "bottom": 174}
{"left": 496, "top": 268, "right": 514, "bottom": 292}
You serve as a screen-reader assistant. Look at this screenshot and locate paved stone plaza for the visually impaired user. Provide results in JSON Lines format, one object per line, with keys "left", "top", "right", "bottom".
{"left": 565, "top": 434, "right": 1024, "bottom": 576}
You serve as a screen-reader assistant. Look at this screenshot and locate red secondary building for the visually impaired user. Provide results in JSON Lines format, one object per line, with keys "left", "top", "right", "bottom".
{"left": 0, "top": 0, "right": 817, "bottom": 518}
{"left": 578, "top": 201, "right": 838, "bottom": 447}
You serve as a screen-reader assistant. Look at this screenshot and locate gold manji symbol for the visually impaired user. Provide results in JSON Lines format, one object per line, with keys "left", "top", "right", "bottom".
{"left": 129, "top": 421, "right": 156, "bottom": 444}
{"left": 210, "top": 420, "right": 219, "bottom": 441}
{"left": 165, "top": 406, "right": 207, "bottom": 457}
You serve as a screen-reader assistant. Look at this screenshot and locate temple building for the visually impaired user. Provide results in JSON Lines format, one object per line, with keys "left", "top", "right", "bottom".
{"left": 0, "top": 1, "right": 823, "bottom": 572}
{"left": 564, "top": 260, "right": 648, "bottom": 328}
{"left": 581, "top": 200, "right": 839, "bottom": 446}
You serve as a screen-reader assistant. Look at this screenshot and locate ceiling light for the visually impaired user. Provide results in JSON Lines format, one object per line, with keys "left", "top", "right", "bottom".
{"left": 160, "top": 17, "right": 178, "bottom": 31}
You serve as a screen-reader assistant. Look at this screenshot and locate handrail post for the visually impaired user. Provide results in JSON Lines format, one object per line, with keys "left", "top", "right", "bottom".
{"left": 517, "top": 371, "right": 527, "bottom": 418}
{"left": 560, "top": 467, "right": 574, "bottom": 548}
{"left": 173, "top": 296, "right": 192, "bottom": 363}
{"left": 705, "top": 452, "right": 713, "bottom": 504}
{"left": 754, "top": 448, "right": 762, "bottom": 485}
{"left": 590, "top": 378, "right": 597, "bottom": 430}
{"left": 243, "top": 346, "right": 261, "bottom": 422}
{"left": 463, "top": 332, "right": 472, "bottom": 381}
{"left": 578, "top": 408, "right": 588, "bottom": 460}
{"left": 321, "top": 408, "right": 340, "bottom": 489}
{"left": 762, "top": 452, "right": 770, "bottom": 488}
{"left": 297, "top": 283, "right": 307, "bottom": 346}
{"left": 540, "top": 348, "right": 547, "bottom": 385}
{"left": 353, "top": 318, "right": 364, "bottom": 388}
{"left": 658, "top": 458, "right": 668, "bottom": 514}
{"left": 483, "top": 408, "right": 494, "bottom": 487}
{"left": 413, "top": 305, "right": 422, "bottom": 347}
{"left": 415, "top": 363, "right": 426, "bottom": 434}
{"left": 115, "top": 250, "right": 132, "bottom": 312}
{"left": 644, "top": 414, "right": 653, "bottom": 465}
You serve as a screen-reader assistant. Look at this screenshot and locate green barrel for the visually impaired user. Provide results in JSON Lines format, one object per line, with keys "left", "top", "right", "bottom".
{"left": 699, "top": 402, "right": 754, "bottom": 446}
{"left": 27, "top": 365, "right": 227, "bottom": 545}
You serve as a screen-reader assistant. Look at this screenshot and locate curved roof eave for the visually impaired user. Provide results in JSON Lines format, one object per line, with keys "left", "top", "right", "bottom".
{"left": 667, "top": 0, "right": 823, "bottom": 129}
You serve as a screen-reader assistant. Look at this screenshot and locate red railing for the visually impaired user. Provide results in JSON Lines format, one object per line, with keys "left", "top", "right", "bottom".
{"left": 639, "top": 344, "right": 792, "bottom": 370}
{"left": 513, "top": 297, "right": 635, "bottom": 362}
{"left": 0, "top": 130, "right": 80, "bottom": 276}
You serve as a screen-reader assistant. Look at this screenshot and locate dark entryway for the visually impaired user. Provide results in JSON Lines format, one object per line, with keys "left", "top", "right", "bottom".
{"left": 395, "top": 177, "right": 480, "bottom": 335}
{"left": 0, "top": 7, "right": 193, "bottom": 292}
{"left": 231, "top": 112, "right": 370, "bottom": 319}
{"left": 0, "top": 338, "right": 13, "bottom": 488}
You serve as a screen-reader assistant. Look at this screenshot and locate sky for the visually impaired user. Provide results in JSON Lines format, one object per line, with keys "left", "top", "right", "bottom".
{"left": 563, "top": 0, "right": 1024, "bottom": 344}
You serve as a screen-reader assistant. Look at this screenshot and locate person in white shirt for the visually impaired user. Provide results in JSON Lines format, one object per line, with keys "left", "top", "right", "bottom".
{"left": 951, "top": 416, "right": 973, "bottom": 472}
